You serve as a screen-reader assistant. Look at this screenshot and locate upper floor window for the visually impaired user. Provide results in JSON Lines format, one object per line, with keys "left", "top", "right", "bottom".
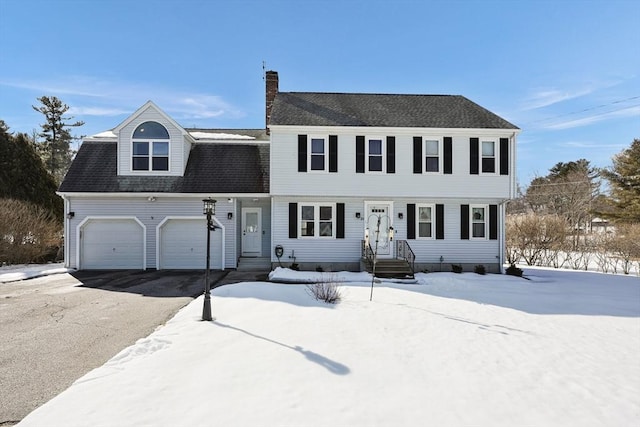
{"left": 132, "top": 121, "right": 169, "bottom": 171}
{"left": 481, "top": 140, "right": 496, "bottom": 173}
{"left": 310, "top": 137, "right": 326, "bottom": 171}
{"left": 471, "top": 205, "right": 487, "bottom": 238}
{"left": 368, "top": 138, "right": 384, "bottom": 172}
{"left": 425, "top": 139, "right": 440, "bottom": 172}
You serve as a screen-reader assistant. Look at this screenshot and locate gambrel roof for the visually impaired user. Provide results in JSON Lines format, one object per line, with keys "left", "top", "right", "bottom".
{"left": 58, "top": 141, "right": 270, "bottom": 194}
{"left": 270, "top": 92, "right": 519, "bottom": 129}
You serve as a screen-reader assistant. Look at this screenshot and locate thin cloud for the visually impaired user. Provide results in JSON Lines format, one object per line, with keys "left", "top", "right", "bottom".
{"left": 68, "top": 106, "right": 131, "bottom": 116}
{"left": 544, "top": 105, "right": 640, "bottom": 130}
{"left": 521, "top": 80, "right": 622, "bottom": 111}
{"left": 561, "top": 141, "right": 628, "bottom": 149}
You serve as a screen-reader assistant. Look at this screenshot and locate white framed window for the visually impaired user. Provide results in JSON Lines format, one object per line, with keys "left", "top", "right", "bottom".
{"left": 132, "top": 121, "right": 170, "bottom": 171}
{"left": 425, "top": 139, "right": 441, "bottom": 173}
{"left": 481, "top": 140, "right": 496, "bottom": 174}
{"left": 309, "top": 137, "right": 326, "bottom": 171}
{"left": 299, "top": 203, "right": 335, "bottom": 238}
{"left": 367, "top": 138, "right": 384, "bottom": 172}
{"left": 417, "top": 204, "right": 435, "bottom": 239}
{"left": 470, "top": 205, "right": 487, "bottom": 239}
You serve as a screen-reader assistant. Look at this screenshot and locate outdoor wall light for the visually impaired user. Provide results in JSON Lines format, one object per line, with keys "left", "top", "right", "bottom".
{"left": 355, "top": 212, "right": 361, "bottom": 219}
{"left": 67, "top": 212, "right": 75, "bottom": 219}
{"left": 227, "top": 212, "right": 233, "bottom": 220}
{"left": 398, "top": 212, "right": 403, "bottom": 219}
{"left": 147, "top": 196, "right": 156, "bottom": 202}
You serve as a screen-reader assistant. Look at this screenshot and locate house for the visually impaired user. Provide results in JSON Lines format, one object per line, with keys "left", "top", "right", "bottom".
{"left": 58, "top": 71, "right": 519, "bottom": 273}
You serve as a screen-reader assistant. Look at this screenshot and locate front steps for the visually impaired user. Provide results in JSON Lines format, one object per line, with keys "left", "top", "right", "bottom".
{"left": 237, "top": 257, "right": 272, "bottom": 271}
{"left": 361, "top": 258, "right": 414, "bottom": 279}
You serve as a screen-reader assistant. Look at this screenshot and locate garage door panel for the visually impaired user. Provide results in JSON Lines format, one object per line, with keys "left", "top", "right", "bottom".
{"left": 160, "top": 219, "right": 222, "bottom": 269}
{"left": 82, "top": 219, "right": 144, "bottom": 269}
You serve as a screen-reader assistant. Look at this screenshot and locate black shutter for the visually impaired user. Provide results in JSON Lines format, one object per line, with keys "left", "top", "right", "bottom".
{"left": 329, "top": 135, "right": 338, "bottom": 173}
{"left": 470, "top": 138, "right": 479, "bottom": 175}
{"left": 489, "top": 204, "right": 498, "bottom": 240}
{"left": 407, "top": 204, "right": 416, "bottom": 239}
{"left": 356, "top": 136, "right": 365, "bottom": 173}
{"left": 436, "top": 204, "right": 444, "bottom": 240}
{"left": 289, "top": 203, "right": 298, "bottom": 238}
{"left": 413, "top": 137, "right": 422, "bottom": 174}
{"left": 336, "top": 203, "right": 345, "bottom": 239}
{"left": 500, "top": 138, "right": 509, "bottom": 175}
{"left": 386, "top": 136, "right": 395, "bottom": 174}
{"left": 444, "top": 137, "right": 453, "bottom": 174}
{"left": 460, "top": 204, "right": 469, "bottom": 239}
{"left": 298, "top": 135, "right": 307, "bottom": 172}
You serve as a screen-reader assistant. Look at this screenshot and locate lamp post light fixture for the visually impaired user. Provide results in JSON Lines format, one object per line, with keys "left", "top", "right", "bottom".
{"left": 202, "top": 198, "right": 218, "bottom": 321}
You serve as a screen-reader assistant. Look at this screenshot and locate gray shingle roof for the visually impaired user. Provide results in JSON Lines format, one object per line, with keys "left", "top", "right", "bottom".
{"left": 59, "top": 141, "right": 269, "bottom": 194}
{"left": 270, "top": 92, "right": 519, "bottom": 129}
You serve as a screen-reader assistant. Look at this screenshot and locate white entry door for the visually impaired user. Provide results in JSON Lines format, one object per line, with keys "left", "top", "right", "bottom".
{"left": 242, "top": 208, "right": 262, "bottom": 256}
{"left": 365, "top": 203, "right": 393, "bottom": 257}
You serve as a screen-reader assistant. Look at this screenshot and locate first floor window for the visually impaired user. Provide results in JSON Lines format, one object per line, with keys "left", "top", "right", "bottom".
{"left": 368, "top": 139, "right": 383, "bottom": 172}
{"left": 417, "top": 204, "right": 434, "bottom": 238}
{"left": 471, "top": 206, "right": 486, "bottom": 238}
{"left": 300, "top": 204, "right": 335, "bottom": 238}
{"left": 481, "top": 140, "right": 496, "bottom": 173}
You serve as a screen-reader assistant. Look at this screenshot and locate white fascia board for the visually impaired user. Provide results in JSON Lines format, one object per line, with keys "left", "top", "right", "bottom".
{"left": 57, "top": 192, "right": 270, "bottom": 198}
{"left": 269, "top": 125, "right": 521, "bottom": 137}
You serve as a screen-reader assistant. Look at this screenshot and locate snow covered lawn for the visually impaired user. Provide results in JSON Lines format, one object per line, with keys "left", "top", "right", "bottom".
{"left": 17, "top": 268, "right": 640, "bottom": 427}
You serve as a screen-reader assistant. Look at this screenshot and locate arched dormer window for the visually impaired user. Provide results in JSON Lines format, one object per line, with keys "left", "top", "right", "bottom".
{"left": 132, "top": 121, "right": 170, "bottom": 171}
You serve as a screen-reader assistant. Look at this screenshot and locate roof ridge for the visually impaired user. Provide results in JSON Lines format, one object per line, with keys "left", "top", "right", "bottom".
{"left": 280, "top": 91, "right": 460, "bottom": 97}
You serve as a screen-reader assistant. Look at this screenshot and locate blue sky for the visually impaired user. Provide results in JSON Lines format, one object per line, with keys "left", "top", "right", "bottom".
{"left": 1, "top": 0, "right": 638, "bottom": 185}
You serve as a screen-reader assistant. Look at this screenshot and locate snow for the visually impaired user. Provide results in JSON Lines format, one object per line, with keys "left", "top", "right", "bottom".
{"left": 0, "top": 263, "right": 72, "bottom": 283}
{"left": 89, "top": 130, "right": 116, "bottom": 138}
{"left": 15, "top": 267, "right": 640, "bottom": 427}
{"left": 188, "top": 131, "right": 256, "bottom": 140}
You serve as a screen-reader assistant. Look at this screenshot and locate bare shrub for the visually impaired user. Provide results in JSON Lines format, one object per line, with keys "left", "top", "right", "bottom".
{"left": 306, "top": 275, "right": 341, "bottom": 304}
{"left": 507, "top": 213, "right": 567, "bottom": 266}
{"left": 0, "top": 198, "right": 62, "bottom": 264}
{"left": 608, "top": 223, "right": 640, "bottom": 275}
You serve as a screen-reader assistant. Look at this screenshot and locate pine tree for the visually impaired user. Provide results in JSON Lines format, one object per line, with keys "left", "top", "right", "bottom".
{"left": 600, "top": 139, "right": 640, "bottom": 223}
{"left": 32, "top": 96, "right": 84, "bottom": 184}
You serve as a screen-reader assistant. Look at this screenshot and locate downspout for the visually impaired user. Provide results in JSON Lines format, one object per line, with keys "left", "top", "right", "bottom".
{"left": 62, "top": 195, "right": 70, "bottom": 268}
{"left": 500, "top": 201, "right": 506, "bottom": 274}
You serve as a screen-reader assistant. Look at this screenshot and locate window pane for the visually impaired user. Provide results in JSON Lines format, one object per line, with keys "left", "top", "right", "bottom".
{"left": 426, "top": 140, "right": 439, "bottom": 155}
{"left": 369, "top": 156, "right": 382, "bottom": 171}
{"left": 473, "top": 223, "right": 485, "bottom": 238}
{"left": 152, "top": 157, "right": 169, "bottom": 171}
{"left": 369, "top": 139, "right": 382, "bottom": 155}
{"left": 133, "top": 142, "right": 149, "bottom": 155}
{"left": 310, "top": 155, "right": 325, "bottom": 170}
{"left": 426, "top": 157, "right": 439, "bottom": 172}
{"left": 419, "top": 207, "right": 432, "bottom": 221}
{"left": 418, "top": 222, "right": 432, "bottom": 237}
{"left": 302, "top": 206, "right": 314, "bottom": 220}
{"left": 133, "top": 157, "right": 149, "bottom": 170}
{"left": 319, "top": 221, "right": 332, "bottom": 237}
{"left": 319, "top": 206, "right": 332, "bottom": 220}
{"left": 133, "top": 121, "right": 169, "bottom": 139}
{"left": 482, "top": 141, "right": 495, "bottom": 156}
{"left": 153, "top": 141, "right": 169, "bottom": 156}
{"left": 472, "top": 208, "right": 484, "bottom": 221}
{"left": 302, "top": 221, "right": 315, "bottom": 236}
{"left": 482, "top": 158, "right": 495, "bottom": 173}
{"left": 311, "top": 138, "right": 324, "bottom": 154}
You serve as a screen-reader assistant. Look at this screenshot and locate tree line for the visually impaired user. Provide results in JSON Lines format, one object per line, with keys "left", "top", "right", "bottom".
{"left": 506, "top": 139, "right": 640, "bottom": 275}
{"left": 1, "top": 96, "right": 83, "bottom": 264}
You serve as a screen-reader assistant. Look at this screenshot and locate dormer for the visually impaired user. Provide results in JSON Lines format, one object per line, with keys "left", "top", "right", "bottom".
{"left": 113, "top": 101, "right": 194, "bottom": 176}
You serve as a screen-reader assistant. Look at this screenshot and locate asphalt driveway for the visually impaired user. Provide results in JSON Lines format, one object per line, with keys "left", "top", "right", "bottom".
{"left": 0, "top": 269, "right": 228, "bottom": 426}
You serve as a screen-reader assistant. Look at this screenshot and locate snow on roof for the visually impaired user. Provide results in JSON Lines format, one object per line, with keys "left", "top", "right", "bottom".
{"left": 188, "top": 131, "right": 255, "bottom": 140}
{"left": 90, "top": 130, "right": 117, "bottom": 138}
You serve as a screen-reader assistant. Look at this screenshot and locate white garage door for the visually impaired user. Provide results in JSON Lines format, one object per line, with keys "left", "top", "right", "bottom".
{"left": 81, "top": 219, "right": 144, "bottom": 269}
{"left": 159, "top": 218, "right": 223, "bottom": 269}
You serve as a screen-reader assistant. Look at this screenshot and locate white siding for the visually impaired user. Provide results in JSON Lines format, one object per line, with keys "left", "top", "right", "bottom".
{"left": 271, "top": 196, "right": 502, "bottom": 268}
{"left": 270, "top": 127, "right": 515, "bottom": 199}
{"left": 117, "top": 107, "right": 186, "bottom": 176}
{"left": 66, "top": 196, "right": 236, "bottom": 270}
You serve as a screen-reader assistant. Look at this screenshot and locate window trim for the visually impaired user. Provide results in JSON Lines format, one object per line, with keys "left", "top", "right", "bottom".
{"left": 424, "top": 138, "right": 443, "bottom": 174}
{"left": 131, "top": 122, "right": 170, "bottom": 172}
{"left": 298, "top": 203, "right": 336, "bottom": 239}
{"left": 470, "top": 204, "right": 488, "bottom": 239}
{"left": 308, "top": 135, "right": 328, "bottom": 173}
{"left": 480, "top": 139, "right": 497, "bottom": 175}
{"left": 416, "top": 203, "right": 436, "bottom": 240}
{"left": 366, "top": 137, "right": 385, "bottom": 173}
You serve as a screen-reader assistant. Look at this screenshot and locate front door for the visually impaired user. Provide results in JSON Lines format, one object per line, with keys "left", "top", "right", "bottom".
{"left": 365, "top": 203, "right": 393, "bottom": 257}
{"left": 241, "top": 208, "right": 262, "bottom": 256}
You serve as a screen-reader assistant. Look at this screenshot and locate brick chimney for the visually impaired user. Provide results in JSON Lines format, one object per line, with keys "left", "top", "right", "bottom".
{"left": 265, "top": 70, "right": 278, "bottom": 134}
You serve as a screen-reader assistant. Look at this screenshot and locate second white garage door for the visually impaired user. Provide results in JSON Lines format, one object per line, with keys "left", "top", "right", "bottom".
{"left": 159, "top": 218, "right": 223, "bottom": 269}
